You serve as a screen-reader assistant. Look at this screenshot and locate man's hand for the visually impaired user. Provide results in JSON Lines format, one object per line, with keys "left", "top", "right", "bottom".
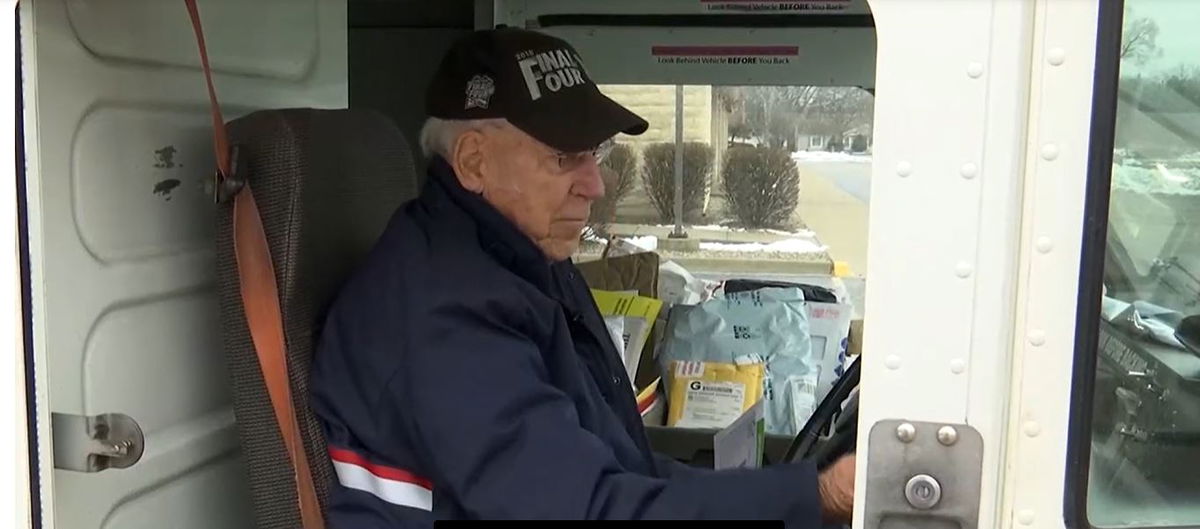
{"left": 817, "top": 454, "right": 856, "bottom": 524}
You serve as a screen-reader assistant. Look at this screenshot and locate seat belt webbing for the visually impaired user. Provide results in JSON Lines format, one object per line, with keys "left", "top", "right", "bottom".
{"left": 183, "top": 2, "right": 325, "bottom": 527}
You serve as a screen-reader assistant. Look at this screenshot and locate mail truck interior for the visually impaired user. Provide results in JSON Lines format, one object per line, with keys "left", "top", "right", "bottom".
{"left": 12, "top": 0, "right": 1200, "bottom": 528}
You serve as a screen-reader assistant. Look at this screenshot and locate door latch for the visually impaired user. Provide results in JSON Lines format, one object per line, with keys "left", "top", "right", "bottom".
{"left": 864, "top": 420, "right": 984, "bottom": 529}
{"left": 52, "top": 412, "right": 145, "bottom": 473}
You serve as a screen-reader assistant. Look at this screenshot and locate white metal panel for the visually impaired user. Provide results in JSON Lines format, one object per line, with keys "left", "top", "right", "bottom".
{"left": 20, "top": 0, "right": 347, "bottom": 527}
{"left": 856, "top": 0, "right": 1035, "bottom": 527}
{"left": 999, "top": 1, "right": 1101, "bottom": 528}
{"left": 962, "top": 2, "right": 1038, "bottom": 527}
{"left": 64, "top": 0, "right": 319, "bottom": 80}
{"left": 862, "top": 0, "right": 993, "bottom": 424}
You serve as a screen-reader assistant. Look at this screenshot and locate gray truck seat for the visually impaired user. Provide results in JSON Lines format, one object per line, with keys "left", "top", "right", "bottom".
{"left": 215, "top": 108, "right": 417, "bottom": 529}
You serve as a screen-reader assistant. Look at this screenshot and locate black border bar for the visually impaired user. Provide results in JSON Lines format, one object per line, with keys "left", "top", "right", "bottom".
{"left": 536, "top": 14, "right": 874, "bottom": 29}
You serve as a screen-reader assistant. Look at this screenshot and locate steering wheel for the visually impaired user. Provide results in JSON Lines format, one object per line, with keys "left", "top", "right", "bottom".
{"left": 782, "top": 356, "right": 861, "bottom": 470}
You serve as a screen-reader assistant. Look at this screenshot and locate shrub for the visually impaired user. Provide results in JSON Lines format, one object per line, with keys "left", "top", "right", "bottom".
{"left": 642, "top": 142, "right": 714, "bottom": 224}
{"left": 849, "top": 134, "right": 870, "bottom": 153}
{"left": 587, "top": 143, "right": 638, "bottom": 236}
{"left": 721, "top": 146, "right": 800, "bottom": 229}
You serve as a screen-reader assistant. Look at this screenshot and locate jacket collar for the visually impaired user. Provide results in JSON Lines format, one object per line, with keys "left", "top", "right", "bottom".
{"left": 423, "top": 156, "right": 555, "bottom": 292}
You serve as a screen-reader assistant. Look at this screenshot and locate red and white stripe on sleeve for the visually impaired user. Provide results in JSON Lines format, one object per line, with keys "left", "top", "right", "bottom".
{"left": 328, "top": 447, "right": 434, "bottom": 511}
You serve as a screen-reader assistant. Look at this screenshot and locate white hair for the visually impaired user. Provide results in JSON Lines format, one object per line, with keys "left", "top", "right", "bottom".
{"left": 418, "top": 117, "right": 510, "bottom": 159}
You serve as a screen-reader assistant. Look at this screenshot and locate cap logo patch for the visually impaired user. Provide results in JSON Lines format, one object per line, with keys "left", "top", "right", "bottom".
{"left": 464, "top": 74, "right": 495, "bottom": 110}
{"left": 516, "top": 48, "right": 588, "bottom": 101}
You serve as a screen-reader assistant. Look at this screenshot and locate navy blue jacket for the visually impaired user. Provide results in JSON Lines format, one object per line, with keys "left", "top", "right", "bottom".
{"left": 310, "top": 157, "right": 823, "bottom": 527}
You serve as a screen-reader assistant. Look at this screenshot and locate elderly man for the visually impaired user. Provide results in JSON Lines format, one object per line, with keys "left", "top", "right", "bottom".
{"left": 310, "top": 27, "right": 855, "bottom": 527}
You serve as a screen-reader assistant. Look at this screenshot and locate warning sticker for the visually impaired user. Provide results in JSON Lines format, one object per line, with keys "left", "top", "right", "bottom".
{"left": 652, "top": 45, "right": 800, "bottom": 66}
{"left": 675, "top": 380, "right": 747, "bottom": 429}
{"left": 701, "top": 0, "right": 851, "bottom": 13}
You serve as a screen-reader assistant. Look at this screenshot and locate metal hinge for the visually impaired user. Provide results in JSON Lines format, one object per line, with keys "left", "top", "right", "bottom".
{"left": 52, "top": 412, "right": 145, "bottom": 473}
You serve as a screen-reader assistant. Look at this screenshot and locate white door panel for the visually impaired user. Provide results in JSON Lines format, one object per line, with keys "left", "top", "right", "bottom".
{"left": 21, "top": 0, "right": 347, "bottom": 527}
{"left": 64, "top": 0, "right": 320, "bottom": 80}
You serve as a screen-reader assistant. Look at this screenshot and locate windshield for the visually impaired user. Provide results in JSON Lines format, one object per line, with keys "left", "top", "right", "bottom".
{"left": 579, "top": 84, "right": 873, "bottom": 310}
{"left": 1086, "top": 1, "right": 1200, "bottom": 527}
{"left": 1103, "top": 10, "right": 1200, "bottom": 317}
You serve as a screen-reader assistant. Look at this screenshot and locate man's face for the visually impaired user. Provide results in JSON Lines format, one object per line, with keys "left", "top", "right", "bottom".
{"left": 453, "top": 124, "right": 606, "bottom": 262}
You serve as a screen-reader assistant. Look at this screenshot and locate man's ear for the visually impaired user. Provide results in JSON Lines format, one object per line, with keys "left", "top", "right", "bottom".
{"left": 451, "top": 130, "right": 488, "bottom": 194}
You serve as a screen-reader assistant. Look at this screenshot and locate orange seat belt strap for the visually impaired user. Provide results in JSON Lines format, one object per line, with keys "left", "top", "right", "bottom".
{"left": 183, "top": 2, "right": 324, "bottom": 527}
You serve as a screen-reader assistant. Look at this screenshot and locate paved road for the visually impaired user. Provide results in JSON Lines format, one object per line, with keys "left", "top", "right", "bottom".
{"left": 794, "top": 161, "right": 872, "bottom": 277}
{"left": 796, "top": 161, "right": 872, "bottom": 203}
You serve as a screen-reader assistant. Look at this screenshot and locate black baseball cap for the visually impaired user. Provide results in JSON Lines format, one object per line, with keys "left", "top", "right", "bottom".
{"left": 425, "top": 27, "right": 649, "bottom": 153}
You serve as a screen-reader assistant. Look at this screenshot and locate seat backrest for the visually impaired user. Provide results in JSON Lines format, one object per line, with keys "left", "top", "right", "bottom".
{"left": 216, "top": 108, "right": 417, "bottom": 529}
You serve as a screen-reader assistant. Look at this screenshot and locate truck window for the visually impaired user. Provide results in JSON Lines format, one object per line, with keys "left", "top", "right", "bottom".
{"left": 1072, "top": 0, "right": 1200, "bottom": 526}
{"left": 578, "top": 83, "right": 873, "bottom": 312}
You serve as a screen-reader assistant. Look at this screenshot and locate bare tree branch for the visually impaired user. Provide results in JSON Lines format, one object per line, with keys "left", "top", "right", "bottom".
{"left": 1120, "top": 6, "right": 1161, "bottom": 64}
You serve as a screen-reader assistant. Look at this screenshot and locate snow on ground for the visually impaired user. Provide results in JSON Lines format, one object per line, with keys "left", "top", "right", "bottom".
{"left": 700, "top": 239, "right": 827, "bottom": 254}
{"left": 652, "top": 224, "right": 817, "bottom": 238}
{"left": 592, "top": 232, "right": 826, "bottom": 255}
{"left": 623, "top": 235, "right": 659, "bottom": 252}
{"left": 1112, "top": 163, "right": 1200, "bottom": 196}
{"left": 581, "top": 233, "right": 658, "bottom": 251}
{"left": 653, "top": 224, "right": 729, "bottom": 231}
{"left": 791, "top": 151, "right": 872, "bottom": 164}
{"left": 1177, "top": 152, "right": 1200, "bottom": 163}
{"left": 582, "top": 229, "right": 606, "bottom": 244}
{"left": 763, "top": 228, "right": 818, "bottom": 238}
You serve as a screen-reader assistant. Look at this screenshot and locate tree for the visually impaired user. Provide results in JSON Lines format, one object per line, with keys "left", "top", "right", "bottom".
{"left": 1120, "top": 6, "right": 1162, "bottom": 65}
{"left": 715, "top": 87, "right": 750, "bottom": 138}
{"left": 587, "top": 143, "right": 638, "bottom": 236}
{"left": 1114, "top": 67, "right": 1200, "bottom": 155}
{"left": 717, "top": 86, "right": 873, "bottom": 151}
{"left": 806, "top": 87, "right": 874, "bottom": 141}
{"left": 1163, "top": 66, "right": 1200, "bottom": 107}
{"left": 642, "top": 142, "right": 714, "bottom": 224}
{"left": 722, "top": 146, "right": 800, "bottom": 229}
{"left": 719, "top": 86, "right": 820, "bottom": 149}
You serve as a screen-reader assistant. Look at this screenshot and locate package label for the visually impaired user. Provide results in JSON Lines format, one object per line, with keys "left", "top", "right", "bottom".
{"left": 675, "top": 380, "right": 747, "bottom": 429}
